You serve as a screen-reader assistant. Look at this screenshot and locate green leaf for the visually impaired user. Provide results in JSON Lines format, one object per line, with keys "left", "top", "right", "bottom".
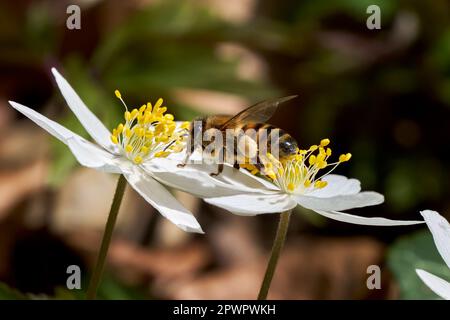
{"left": 0, "top": 282, "right": 27, "bottom": 300}
{"left": 387, "top": 229, "right": 450, "bottom": 299}
{"left": 95, "top": 275, "right": 147, "bottom": 300}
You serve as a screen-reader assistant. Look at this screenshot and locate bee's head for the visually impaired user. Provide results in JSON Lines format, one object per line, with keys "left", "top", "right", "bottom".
{"left": 279, "top": 138, "right": 298, "bottom": 157}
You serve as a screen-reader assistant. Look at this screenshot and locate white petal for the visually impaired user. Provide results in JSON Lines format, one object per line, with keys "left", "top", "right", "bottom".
{"left": 211, "top": 165, "right": 279, "bottom": 194}
{"left": 51, "top": 68, "right": 116, "bottom": 152}
{"left": 294, "top": 191, "right": 384, "bottom": 212}
{"left": 161, "top": 148, "right": 279, "bottom": 193}
{"left": 420, "top": 210, "right": 450, "bottom": 269}
{"left": 204, "top": 193, "right": 297, "bottom": 216}
{"left": 236, "top": 166, "right": 281, "bottom": 191}
{"left": 10, "top": 101, "right": 121, "bottom": 173}
{"left": 306, "top": 174, "right": 361, "bottom": 197}
{"left": 145, "top": 160, "right": 250, "bottom": 198}
{"left": 313, "top": 210, "right": 424, "bottom": 226}
{"left": 416, "top": 269, "right": 450, "bottom": 300}
{"left": 123, "top": 166, "right": 203, "bottom": 233}
{"left": 67, "top": 137, "right": 123, "bottom": 173}
{"left": 9, "top": 101, "right": 76, "bottom": 142}
{"left": 145, "top": 155, "right": 276, "bottom": 196}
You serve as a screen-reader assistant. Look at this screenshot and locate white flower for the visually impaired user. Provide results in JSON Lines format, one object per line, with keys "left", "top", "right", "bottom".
{"left": 8, "top": 68, "right": 205, "bottom": 233}
{"left": 416, "top": 210, "right": 450, "bottom": 300}
{"left": 201, "top": 139, "right": 423, "bottom": 226}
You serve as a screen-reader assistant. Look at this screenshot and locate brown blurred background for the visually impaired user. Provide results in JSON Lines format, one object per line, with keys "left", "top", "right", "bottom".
{"left": 0, "top": 0, "right": 450, "bottom": 299}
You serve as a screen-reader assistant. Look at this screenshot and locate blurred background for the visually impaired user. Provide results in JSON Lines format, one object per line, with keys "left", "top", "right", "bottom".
{"left": 0, "top": 0, "right": 449, "bottom": 299}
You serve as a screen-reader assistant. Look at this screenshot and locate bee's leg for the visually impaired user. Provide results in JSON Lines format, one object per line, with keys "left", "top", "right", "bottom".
{"left": 177, "top": 137, "right": 196, "bottom": 168}
{"left": 232, "top": 136, "right": 241, "bottom": 170}
{"left": 210, "top": 163, "right": 224, "bottom": 177}
{"left": 255, "top": 155, "right": 265, "bottom": 172}
{"left": 177, "top": 151, "right": 191, "bottom": 168}
{"left": 210, "top": 149, "right": 224, "bottom": 176}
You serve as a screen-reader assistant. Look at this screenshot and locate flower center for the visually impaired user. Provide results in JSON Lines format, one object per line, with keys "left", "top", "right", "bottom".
{"left": 110, "top": 90, "right": 189, "bottom": 164}
{"left": 241, "top": 138, "right": 351, "bottom": 194}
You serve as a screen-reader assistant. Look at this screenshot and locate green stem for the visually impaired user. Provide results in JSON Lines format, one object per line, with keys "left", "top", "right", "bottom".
{"left": 257, "top": 210, "right": 292, "bottom": 300}
{"left": 86, "top": 174, "right": 127, "bottom": 300}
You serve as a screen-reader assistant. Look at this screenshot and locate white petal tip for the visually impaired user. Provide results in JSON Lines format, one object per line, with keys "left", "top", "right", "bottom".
{"left": 420, "top": 210, "right": 440, "bottom": 219}
{"left": 8, "top": 100, "right": 20, "bottom": 108}
{"left": 416, "top": 269, "right": 426, "bottom": 276}
{"left": 9, "top": 101, "right": 29, "bottom": 112}
{"left": 178, "top": 225, "right": 204, "bottom": 234}
{"left": 178, "top": 222, "right": 204, "bottom": 234}
{"left": 51, "top": 67, "right": 59, "bottom": 76}
{"left": 415, "top": 268, "right": 450, "bottom": 300}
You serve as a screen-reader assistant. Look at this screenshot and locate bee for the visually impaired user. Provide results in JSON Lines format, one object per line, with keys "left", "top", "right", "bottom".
{"left": 177, "top": 95, "right": 299, "bottom": 176}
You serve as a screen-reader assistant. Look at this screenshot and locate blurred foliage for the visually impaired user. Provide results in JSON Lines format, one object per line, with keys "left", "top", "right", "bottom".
{"left": 2, "top": 0, "right": 450, "bottom": 299}
{"left": 0, "top": 273, "right": 147, "bottom": 300}
{"left": 0, "top": 283, "right": 27, "bottom": 300}
{"left": 388, "top": 230, "right": 450, "bottom": 299}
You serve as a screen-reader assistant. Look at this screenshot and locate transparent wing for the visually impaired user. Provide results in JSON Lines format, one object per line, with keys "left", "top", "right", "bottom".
{"left": 219, "top": 95, "right": 298, "bottom": 129}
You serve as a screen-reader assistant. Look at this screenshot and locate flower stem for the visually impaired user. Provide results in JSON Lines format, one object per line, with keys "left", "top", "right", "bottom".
{"left": 257, "top": 210, "right": 292, "bottom": 300}
{"left": 86, "top": 174, "right": 127, "bottom": 300}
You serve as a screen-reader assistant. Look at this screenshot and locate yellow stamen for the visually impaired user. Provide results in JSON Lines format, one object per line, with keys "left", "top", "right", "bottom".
{"left": 339, "top": 153, "right": 352, "bottom": 162}
{"left": 241, "top": 138, "right": 351, "bottom": 194}
{"left": 181, "top": 121, "right": 190, "bottom": 129}
{"left": 111, "top": 93, "right": 191, "bottom": 166}
{"left": 320, "top": 138, "right": 330, "bottom": 147}
{"left": 155, "top": 151, "right": 170, "bottom": 158}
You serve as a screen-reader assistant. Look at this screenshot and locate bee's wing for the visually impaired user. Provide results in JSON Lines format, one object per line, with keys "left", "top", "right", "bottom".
{"left": 219, "top": 95, "right": 298, "bottom": 130}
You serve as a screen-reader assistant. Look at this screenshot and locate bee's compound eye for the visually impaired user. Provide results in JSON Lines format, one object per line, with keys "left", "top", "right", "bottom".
{"left": 280, "top": 140, "right": 298, "bottom": 156}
